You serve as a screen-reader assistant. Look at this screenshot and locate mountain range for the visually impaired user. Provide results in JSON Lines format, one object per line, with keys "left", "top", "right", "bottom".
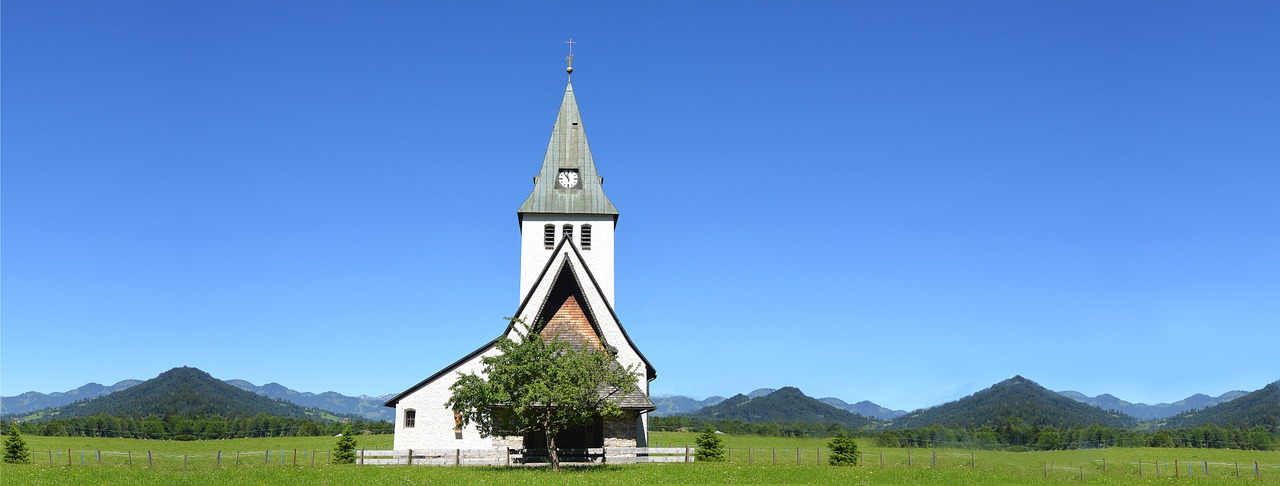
{"left": 890, "top": 376, "right": 1137, "bottom": 429}
{"left": 1057, "top": 389, "right": 1248, "bottom": 420}
{"left": 690, "top": 387, "right": 877, "bottom": 429}
{"left": 3, "top": 376, "right": 393, "bottom": 421}
{"left": 29, "top": 367, "right": 336, "bottom": 421}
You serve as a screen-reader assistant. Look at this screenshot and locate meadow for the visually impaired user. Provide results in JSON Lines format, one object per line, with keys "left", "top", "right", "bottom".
{"left": 3, "top": 432, "right": 1278, "bottom": 485}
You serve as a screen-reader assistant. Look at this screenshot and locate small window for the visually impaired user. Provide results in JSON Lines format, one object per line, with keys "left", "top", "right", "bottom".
{"left": 581, "top": 224, "right": 592, "bottom": 250}
{"left": 562, "top": 224, "right": 573, "bottom": 240}
{"left": 404, "top": 409, "right": 416, "bottom": 428}
{"left": 544, "top": 224, "right": 555, "bottom": 249}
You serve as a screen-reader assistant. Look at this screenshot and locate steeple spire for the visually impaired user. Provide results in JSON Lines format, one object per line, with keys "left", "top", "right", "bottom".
{"left": 517, "top": 52, "right": 618, "bottom": 222}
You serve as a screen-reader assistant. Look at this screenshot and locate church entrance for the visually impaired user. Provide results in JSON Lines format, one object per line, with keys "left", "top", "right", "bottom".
{"left": 523, "top": 414, "right": 603, "bottom": 458}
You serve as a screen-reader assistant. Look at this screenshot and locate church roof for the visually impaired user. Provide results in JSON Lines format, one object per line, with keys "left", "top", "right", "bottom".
{"left": 516, "top": 81, "right": 619, "bottom": 221}
{"left": 383, "top": 235, "right": 655, "bottom": 408}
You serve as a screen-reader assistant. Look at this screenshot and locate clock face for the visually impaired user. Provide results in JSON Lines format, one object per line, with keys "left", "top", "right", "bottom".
{"left": 557, "top": 170, "right": 579, "bottom": 189}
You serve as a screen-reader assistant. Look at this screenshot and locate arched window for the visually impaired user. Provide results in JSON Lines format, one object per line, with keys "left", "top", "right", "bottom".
{"left": 562, "top": 224, "right": 573, "bottom": 241}
{"left": 544, "top": 224, "right": 555, "bottom": 249}
{"left": 581, "top": 224, "right": 592, "bottom": 250}
{"left": 404, "top": 409, "right": 416, "bottom": 428}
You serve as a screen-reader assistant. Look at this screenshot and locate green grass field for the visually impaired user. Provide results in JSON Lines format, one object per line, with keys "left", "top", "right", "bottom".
{"left": 3, "top": 432, "right": 1278, "bottom": 485}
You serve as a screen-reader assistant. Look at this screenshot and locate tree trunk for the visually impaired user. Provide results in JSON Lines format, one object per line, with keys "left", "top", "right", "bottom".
{"left": 546, "top": 423, "right": 560, "bottom": 471}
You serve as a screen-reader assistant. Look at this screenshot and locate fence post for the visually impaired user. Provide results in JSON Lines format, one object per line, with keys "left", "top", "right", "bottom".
{"left": 1255, "top": 461, "right": 1260, "bottom": 479}
{"left": 217, "top": 450, "right": 221, "bottom": 467}
{"left": 1043, "top": 462, "right": 1046, "bottom": 478}
{"left": 312, "top": 450, "right": 315, "bottom": 466}
{"left": 406, "top": 448, "right": 412, "bottom": 466}
{"left": 908, "top": 450, "right": 911, "bottom": 467}
{"left": 506, "top": 448, "right": 511, "bottom": 466}
{"left": 294, "top": 449, "right": 298, "bottom": 466}
{"left": 360, "top": 448, "right": 365, "bottom": 465}
{"left": 880, "top": 451, "right": 884, "bottom": 468}
{"left": 772, "top": 447, "right": 776, "bottom": 464}
{"left": 686, "top": 445, "right": 691, "bottom": 463}
{"left": 184, "top": 454, "right": 188, "bottom": 467}
{"left": 797, "top": 447, "right": 801, "bottom": 464}
{"left": 1203, "top": 460, "right": 1207, "bottom": 477}
{"left": 147, "top": 450, "right": 152, "bottom": 467}
{"left": 931, "top": 448, "right": 936, "bottom": 468}
{"left": 236, "top": 451, "right": 240, "bottom": 466}
{"left": 49, "top": 450, "right": 53, "bottom": 466}
{"left": 456, "top": 448, "right": 461, "bottom": 466}
{"left": 97, "top": 449, "right": 101, "bottom": 465}
{"left": 1156, "top": 460, "right": 1160, "bottom": 478}
{"left": 748, "top": 447, "right": 752, "bottom": 464}
{"left": 1234, "top": 461, "right": 1238, "bottom": 476}
{"left": 1138, "top": 460, "right": 1142, "bottom": 476}
{"left": 265, "top": 450, "right": 269, "bottom": 466}
{"left": 971, "top": 451, "right": 975, "bottom": 468}
{"left": 1079, "top": 466, "right": 1083, "bottom": 481}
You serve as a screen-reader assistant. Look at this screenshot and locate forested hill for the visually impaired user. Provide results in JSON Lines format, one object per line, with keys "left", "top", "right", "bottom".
{"left": 890, "top": 376, "right": 1137, "bottom": 429}
{"left": 32, "top": 367, "right": 338, "bottom": 421}
{"left": 1156, "top": 381, "right": 1280, "bottom": 430}
{"left": 691, "top": 387, "right": 877, "bottom": 429}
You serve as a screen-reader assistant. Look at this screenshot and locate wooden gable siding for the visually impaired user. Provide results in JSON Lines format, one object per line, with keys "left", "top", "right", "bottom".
{"left": 540, "top": 293, "right": 602, "bottom": 351}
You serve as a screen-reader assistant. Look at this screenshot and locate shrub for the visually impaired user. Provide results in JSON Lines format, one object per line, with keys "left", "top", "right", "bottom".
{"left": 333, "top": 425, "right": 357, "bottom": 464}
{"left": 3, "top": 428, "right": 31, "bottom": 464}
{"left": 827, "top": 430, "right": 858, "bottom": 466}
{"left": 693, "top": 428, "right": 725, "bottom": 462}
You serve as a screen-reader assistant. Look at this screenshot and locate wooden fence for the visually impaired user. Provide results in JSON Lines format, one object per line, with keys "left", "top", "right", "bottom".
{"left": 357, "top": 446, "right": 695, "bottom": 466}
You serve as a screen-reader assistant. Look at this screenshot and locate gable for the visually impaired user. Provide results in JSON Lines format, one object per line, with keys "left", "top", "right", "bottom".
{"left": 385, "top": 235, "right": 654, "bottom": 408}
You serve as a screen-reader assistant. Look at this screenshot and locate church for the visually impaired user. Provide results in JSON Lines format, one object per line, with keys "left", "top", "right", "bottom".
{"left": 383, "top": 58, "right": 656, "bottom": 452}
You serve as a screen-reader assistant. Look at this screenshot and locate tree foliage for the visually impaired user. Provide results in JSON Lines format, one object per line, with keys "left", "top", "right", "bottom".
{"left": 693, "top": 428, "right": 725, "bottom": 462}
{"left": 827, "top": 430, "right": 859, "bottom": 466}
{"left": 333, "top": 425, "right": 357, "bottom": 464}
{"left": 447, "top": 319, "right": 639, "bottom": 471}
{"left": 3, "top": 427, "right": 31, "bottom": 464}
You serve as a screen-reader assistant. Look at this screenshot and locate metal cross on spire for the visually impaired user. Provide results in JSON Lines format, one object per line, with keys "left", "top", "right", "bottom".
{"left": 565, "top": 38, "right": 575, "bottom": 76}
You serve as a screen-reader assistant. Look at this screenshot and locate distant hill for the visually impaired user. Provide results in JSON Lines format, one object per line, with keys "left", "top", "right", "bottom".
{"left": 691, "top": 387, "right": 876, "bottom": 429}
{"left": 819, "top": 397, "right": 907, "bottom": 420}
{"left": 890, "top": 376, "right": 1137, "bottom": 429}
{"left": 28, "top": 367, "right": 337, "bottom": 421}
{"left": 1057, "top": 389, "right": 1248, "bottom": 420}
{"left": 224, "top": 380, "right": 393, "bottom": 421}
{"left": 1, "top": 380, "right": 141, "bottom": 416}
{"left": 1155, "top": 381, "right": 1280, "bottom": 430}
{"left": 651, "top": 395, "right": 726, "bottom": 417}
{"left": 747, "top": 388, "right": 776, "bottom": 399}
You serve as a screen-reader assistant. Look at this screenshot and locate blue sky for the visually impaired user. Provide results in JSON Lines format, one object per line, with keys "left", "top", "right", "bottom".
{"left": 3, "top": 1, "right": 1277, "bottom": 413}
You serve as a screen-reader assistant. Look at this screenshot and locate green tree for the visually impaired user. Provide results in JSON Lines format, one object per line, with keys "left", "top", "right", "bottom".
{"left": 3, "top": 426, "right": 31, "bottom": 464}
{"left": 827, "top": 430, "right": 859, "bottom": 466}
{"left": 694, "top": 428, "right": 725, "bottom": 462}
{"left": 448, "top": 319, "right": 640, "bottom": 471}
{"left": 333, "top": 425, "right": 357, "bottom": 464}
{"left": 1248, "top": 426, "right": 1274, "bottom": 451}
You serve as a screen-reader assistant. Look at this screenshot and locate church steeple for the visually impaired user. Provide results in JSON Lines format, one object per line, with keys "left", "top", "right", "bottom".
{"left": 516, "top": 80, "right": 618, "bottom": 222}
{"left": 517, "top": 58, "right": 619, "bottom": 306}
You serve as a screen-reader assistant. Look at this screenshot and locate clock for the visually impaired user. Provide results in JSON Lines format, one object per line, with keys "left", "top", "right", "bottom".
{"left": 557, "top": 170, "right": 579, "bottom": 189}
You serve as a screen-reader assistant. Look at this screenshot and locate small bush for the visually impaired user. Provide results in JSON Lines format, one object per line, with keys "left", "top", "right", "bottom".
{"left": 694, "top": 428, "right": 725, "bottom": 462}
{"left": 172, "top": 434, "right": 198, "bottom": 442}
{"left": 827, "top": 430, "right": 858, "bottom": 466}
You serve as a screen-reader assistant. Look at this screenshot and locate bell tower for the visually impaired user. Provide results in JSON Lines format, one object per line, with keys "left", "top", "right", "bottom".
{"left": 517, "top": 55, "right": 619, "bottom": 305}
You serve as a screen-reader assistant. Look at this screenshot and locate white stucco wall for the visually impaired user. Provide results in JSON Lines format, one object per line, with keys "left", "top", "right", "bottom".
{"left": 392, "top": 346, "right": 503, "bottom": 451}
{"left": 520, "top": 214, "right": 615, "bottom": 306}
